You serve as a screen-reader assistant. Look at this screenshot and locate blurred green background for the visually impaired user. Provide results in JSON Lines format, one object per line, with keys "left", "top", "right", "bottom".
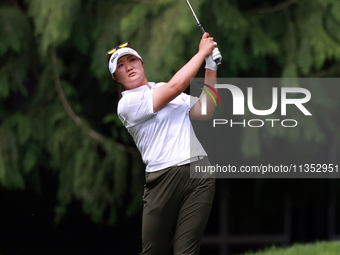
{"left": 1, "top": 0, "right": 340, "bottom": 254}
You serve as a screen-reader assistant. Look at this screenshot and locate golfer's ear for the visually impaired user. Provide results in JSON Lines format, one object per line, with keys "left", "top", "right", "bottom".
{"left": 112, "top": 74, "right": 119, "bottom": 82}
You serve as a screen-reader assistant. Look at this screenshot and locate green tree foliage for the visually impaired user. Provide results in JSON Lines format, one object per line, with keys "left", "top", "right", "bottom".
{"left": 0, "top": 0, "right": 340, "bottom": 224}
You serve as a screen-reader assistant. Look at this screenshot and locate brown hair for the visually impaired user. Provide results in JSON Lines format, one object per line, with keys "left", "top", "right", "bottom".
{"left": 113, "top": 73, "right": 125, "bottom": 100}
{"left": 117, "top": 82, "right": 125, "bottom": 100}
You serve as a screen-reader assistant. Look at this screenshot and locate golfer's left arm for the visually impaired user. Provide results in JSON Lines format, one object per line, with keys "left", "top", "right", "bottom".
{"left": 190, "top": 49, "right": 221, "bottom": 120}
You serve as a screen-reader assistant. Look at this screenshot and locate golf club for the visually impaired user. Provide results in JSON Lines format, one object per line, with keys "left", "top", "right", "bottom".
{"left": 186, "top": 0, "right": 222, "bottom": 66}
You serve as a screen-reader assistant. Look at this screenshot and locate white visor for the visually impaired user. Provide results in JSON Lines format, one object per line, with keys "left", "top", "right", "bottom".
{"left": 108, "top": 48, "right": 143, "bottom": 75}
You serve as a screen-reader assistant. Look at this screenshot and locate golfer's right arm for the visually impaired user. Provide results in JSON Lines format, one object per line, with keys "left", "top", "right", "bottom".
{"left": 153, "top": 33, "right": 215, "bottom": 113}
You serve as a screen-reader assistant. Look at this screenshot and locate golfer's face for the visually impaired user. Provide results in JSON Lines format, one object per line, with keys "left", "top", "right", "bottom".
{"left": 114, "top": 55, "right": 146, "bottom": 90}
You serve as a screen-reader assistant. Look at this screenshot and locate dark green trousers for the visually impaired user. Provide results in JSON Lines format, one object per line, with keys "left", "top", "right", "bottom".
{"left": 140, "top": 158, "right": 215, "bottom": 255}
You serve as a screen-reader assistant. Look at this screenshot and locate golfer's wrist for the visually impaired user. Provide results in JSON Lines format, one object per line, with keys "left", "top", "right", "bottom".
{"left": 194, "top": 52, "right": 208, "bottom": 66}
{"left": 205, "top": 65, "right": 217, "bottom": 71}
{"left": 205, "top": 68, "right": 217, "bottom": 76}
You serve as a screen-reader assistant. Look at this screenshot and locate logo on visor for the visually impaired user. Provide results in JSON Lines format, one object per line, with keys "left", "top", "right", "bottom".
{"left": 111, "top": 53, "right": 119, "bottom": 63}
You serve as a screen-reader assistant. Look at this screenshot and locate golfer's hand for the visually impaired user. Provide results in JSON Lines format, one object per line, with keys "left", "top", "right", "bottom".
{"left": 199, "top": 32, "right": 216, "bottom": 58}
{"left": 205, "top": 43, "right": 222, "bottom": 71}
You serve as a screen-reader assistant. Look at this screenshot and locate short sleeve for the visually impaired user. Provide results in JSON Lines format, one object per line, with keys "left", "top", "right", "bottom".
{"left": 118, "top": 89, "right": 156, "bottom": 128}
{"left": 181, "top": 93, "right": 199, "bottom": 109}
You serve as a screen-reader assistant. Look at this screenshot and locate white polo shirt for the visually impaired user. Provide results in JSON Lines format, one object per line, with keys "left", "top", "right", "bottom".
{"left": 117, "top": 82, "right": 207, "bottom": 172}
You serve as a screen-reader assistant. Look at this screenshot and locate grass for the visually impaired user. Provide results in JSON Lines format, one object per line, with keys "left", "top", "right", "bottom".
{"left": 240, "top": 241, "right": 340, "bottom": 255}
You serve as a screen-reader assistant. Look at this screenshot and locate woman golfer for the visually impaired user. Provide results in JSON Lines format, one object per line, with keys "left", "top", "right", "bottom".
{"left": 107, "top": 32, "right": 222, "bottom": 255}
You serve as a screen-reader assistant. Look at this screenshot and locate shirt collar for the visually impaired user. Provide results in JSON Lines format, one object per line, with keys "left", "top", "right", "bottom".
{"left": 121, "top": 82, "right": 155, "bottom": 97}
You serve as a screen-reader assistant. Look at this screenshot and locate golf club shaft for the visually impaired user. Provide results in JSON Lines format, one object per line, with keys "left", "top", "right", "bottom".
{"left": 186, "top": 0, "right": 205, "bottom": 34}
{"left": 185, "top": 0, "right": 221, "bottom": 66}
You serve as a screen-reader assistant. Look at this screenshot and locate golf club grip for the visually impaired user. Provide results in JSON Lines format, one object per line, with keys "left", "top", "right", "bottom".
{"left": 215, "top": 58, "right": 222, "bottom": 66}
{"left": 198, "top": 24, "right": 205, "bottom": 35}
